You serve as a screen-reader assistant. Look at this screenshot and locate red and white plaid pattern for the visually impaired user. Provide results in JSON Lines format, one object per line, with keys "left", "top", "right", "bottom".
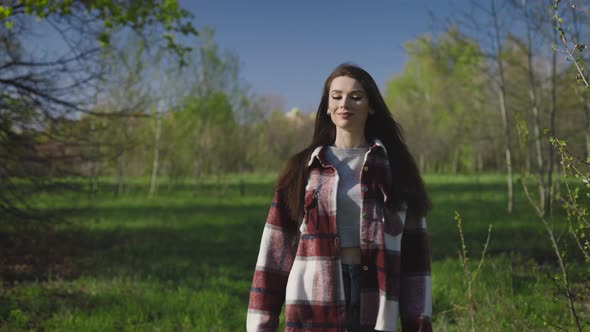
{"left": 248, "top": 140, "right": 432, "bottom": 332}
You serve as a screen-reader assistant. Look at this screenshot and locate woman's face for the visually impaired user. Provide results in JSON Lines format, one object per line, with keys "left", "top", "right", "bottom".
{"left": 327, "top": 76, "right": 370, "bottom": 134}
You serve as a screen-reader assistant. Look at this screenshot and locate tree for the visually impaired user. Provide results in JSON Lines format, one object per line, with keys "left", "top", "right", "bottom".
{"left": 508, "top": 0, "right": 548, "bottom": 209}
{"left": 443, "top": 0, "right": 517, "bottom": 212}
{"left": 0, "top": 0, "right": 197, "bottom": 226}
{"left": 491, "top": 0, "right": 515, "bottom": 213}
{"left": 153, "top": 28, "right": 252, "bottom": 189}
{"left": 101, "top": 36, "right": 154, "bottom": 195}
{"left": 385, "top": 30, "right": 487, "bottom": 174}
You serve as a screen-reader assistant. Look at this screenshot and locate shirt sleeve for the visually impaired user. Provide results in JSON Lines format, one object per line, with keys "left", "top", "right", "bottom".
{"left": 247, "top": 190, "right": 299, "bottom": 332}
{"left": 399, "top": 214, "right": 433, "bottom": 332}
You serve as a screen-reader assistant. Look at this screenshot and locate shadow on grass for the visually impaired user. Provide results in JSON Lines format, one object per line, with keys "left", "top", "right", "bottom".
{"left": 1, "top": 210, "right": 575, "bottom": 290}
{"left": 1, "top": 178, "right": 582, "bottom": 285}
{"left": 0, "top": 203, "right": 267, "bottom": 286}
{"left": 92, "top": 181, "right": 275, "bottom": 198}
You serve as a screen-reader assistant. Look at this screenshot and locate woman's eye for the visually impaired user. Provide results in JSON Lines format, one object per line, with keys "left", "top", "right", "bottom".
{"left": 331, "top": 95, "right": 362, "bottom": 101}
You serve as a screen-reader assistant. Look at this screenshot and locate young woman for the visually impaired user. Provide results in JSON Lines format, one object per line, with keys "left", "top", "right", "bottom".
{"left": 247, "top": 64, "right": 432, "bottom": 332}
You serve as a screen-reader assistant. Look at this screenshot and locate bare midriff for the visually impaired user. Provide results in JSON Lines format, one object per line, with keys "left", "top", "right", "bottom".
{"left": 340, "top": 247, "right": 361, "bottom": 264}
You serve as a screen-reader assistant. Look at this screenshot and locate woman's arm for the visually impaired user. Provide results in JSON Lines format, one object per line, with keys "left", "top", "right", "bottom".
{"left": 399, "top": 214, "right": 433, "bottom": 332}
{"left": 247, "top": 190, "right": 299, "bottom": 332}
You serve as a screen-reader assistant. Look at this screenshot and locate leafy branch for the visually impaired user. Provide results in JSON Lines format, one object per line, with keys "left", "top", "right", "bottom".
{"left": 553, "top": 0, "right": 590, "bottom": 89}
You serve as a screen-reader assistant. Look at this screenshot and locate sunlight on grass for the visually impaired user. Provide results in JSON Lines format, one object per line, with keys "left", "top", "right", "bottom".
{"left": 1, "top": 174, "right": 587, "bottom": 331}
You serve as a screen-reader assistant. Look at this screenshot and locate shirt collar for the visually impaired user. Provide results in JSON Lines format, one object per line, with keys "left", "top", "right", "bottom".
{"left": 307, "top": 138, "right": 388, "bottom": 167}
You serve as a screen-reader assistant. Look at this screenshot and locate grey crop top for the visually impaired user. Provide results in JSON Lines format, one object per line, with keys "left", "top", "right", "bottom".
{"left": 324, "top": 146, "right": 368, "bottom": 248}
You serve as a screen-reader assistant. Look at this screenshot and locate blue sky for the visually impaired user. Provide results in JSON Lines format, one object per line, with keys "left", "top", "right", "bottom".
{"left": 182, "top": 1, "right": 463, "bottom": 112}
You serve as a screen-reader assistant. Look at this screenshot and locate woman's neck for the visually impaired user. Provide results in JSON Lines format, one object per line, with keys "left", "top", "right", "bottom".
{"left": 333, "top": 130, "right": 368, "bottom": 148}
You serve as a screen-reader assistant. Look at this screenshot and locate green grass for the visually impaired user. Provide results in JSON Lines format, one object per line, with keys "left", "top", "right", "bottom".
{"left": 0, "top": 173, "right": 588, "bottom": 331}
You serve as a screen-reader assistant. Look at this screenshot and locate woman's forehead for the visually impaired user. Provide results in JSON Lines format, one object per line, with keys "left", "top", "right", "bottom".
{"left": 329, "top": 76, "right": 365, "bottom": 92}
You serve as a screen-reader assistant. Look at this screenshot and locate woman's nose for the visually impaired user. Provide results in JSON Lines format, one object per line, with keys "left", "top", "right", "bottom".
{"left": 340, "top": 97, "right": 350, "bottom": 109}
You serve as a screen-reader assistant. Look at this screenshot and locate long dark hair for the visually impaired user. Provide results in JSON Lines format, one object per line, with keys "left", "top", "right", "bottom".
{"left": 276, "top": 63, "right": 430, "bottom": 222}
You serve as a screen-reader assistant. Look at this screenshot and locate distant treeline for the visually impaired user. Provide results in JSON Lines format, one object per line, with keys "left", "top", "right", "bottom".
{"left": 4, "top": 1, "right": 590, "bottom": 203}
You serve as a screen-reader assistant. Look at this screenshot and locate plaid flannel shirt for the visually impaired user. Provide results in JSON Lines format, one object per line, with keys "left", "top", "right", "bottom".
{"left": 247, "top": 139, "right": 432, "bottom": 332}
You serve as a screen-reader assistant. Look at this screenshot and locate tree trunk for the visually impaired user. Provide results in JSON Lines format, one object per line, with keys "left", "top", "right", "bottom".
{"left": 492, "top": 0, "right": 514, "bottom": 213}
{"left": 523, "top": 0, "right": 546, "bottom": 210}
{"left": 149, "top": 116, "right": 162, "bottom": 197}
{"left": 545, "top": 15, "right": 558, "bottom": 216}
{"left": 117, "top": 151, "right": 125, "bottom": 196}
{"left": 193, "top": 158, "right": 202, "bottom": 196}
{"left": 86, "top": 115, "right": 98, "bottom": 200}
{"left": 477, "top": 152, "right": 483, "bottom": 173}
{"left": 453, "top": 147, "right": 460, "bottom": 175}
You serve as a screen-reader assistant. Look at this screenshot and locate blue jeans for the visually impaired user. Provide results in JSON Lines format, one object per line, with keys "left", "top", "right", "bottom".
{"left": 341, "top": 264, "right": 375, "bottom": 332}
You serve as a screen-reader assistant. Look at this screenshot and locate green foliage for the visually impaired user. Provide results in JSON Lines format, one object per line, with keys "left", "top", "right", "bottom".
{"left": 0, "top": 1, "right": 201, "bottom": 227}
{"left": 549, "top": 137, "right": 590, "bottom": 261}
{"left": 165, "top": 91, "right": 238, "bottom": 177}
{"left": 384, "top": 29, "right": 486, "bottom": 173}
{"left": 0, "top": 0, "right": 197, "bottom": 65}
{"left": 553, "top": 0, "right": 590, "bottom": 89}
{"left": 0, "top": 6, "right": 12, "bottom": 20}
{"left": 182, "top": 92, "right": 235, "bottom": 127}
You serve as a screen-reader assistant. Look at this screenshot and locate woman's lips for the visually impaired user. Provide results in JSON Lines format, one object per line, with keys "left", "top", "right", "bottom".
{"left": 337, "top": 112, "right": 353, "bottom": 119}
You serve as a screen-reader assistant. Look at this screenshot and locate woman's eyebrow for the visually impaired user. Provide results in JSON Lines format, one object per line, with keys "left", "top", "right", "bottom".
{"left": 330, "top": 89, "right": 364, "bottom": 94}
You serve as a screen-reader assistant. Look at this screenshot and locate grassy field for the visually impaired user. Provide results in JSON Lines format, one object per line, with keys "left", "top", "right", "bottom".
{"left": 0, "top": 174, "right": 588, "bottom": 331}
